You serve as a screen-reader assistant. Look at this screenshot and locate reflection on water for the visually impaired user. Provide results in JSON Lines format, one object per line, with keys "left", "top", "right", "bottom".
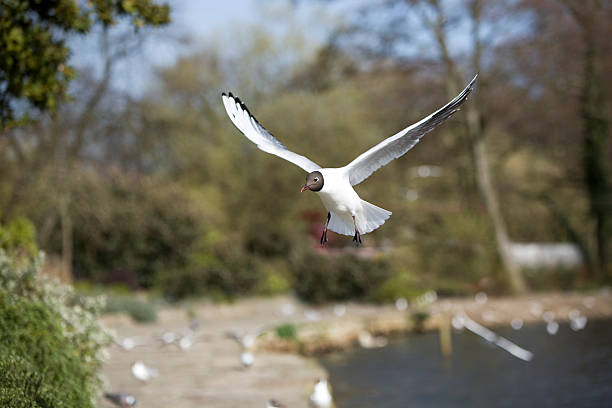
{"left": 320, "top": 320, "right": 612, "bottom": 407}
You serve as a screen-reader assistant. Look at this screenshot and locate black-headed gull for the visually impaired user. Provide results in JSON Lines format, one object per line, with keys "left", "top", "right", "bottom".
{"left": 222, "top": 75, "right": 477, "bottom": 246}
{"left": 130, "top": 361, "right": 159, "bottom": 382}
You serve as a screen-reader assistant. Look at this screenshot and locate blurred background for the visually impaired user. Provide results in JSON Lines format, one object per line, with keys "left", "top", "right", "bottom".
{"left": 3, "top": 0, "right": 611, "bottom": 301}
{"left": 1, "top": 0, "right": 611, "bottom": 407}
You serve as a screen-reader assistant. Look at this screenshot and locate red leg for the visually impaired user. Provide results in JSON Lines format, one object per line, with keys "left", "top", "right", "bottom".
{"left": 352, "top": 216, "right": 362, "bottom": 246}
{"left": 320, "top": 212, "right": 330, "bottom": 246}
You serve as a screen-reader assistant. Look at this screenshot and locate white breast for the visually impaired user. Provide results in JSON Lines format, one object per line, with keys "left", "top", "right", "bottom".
{"left": 317, "top": 168, "right": 362, "bottom": 216}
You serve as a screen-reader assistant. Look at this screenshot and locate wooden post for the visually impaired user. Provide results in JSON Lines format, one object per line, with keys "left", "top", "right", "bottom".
{"left": 439, "top": 313, "right": 452, "bottom": 357}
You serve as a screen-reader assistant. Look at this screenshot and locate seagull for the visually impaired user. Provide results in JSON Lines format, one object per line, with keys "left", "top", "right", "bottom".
{"left": 267, "top": 399, "right": 287, "bottom": 408}
{"left": 225, "top": 329, "right": 266, "bottom": 351}
{"left": 309, "top": 379, "right": 334, "bottom": 408}
{"left": 130, "top": 361, "right": 159, "bottom": 382}
{"left": 115, "top": 336, "right": 148, "bottom": 351}
{"left": 240, "top": 350, "right": 254, "bottom": 369}
{"left": 104, "top": 392, "right": 137, "bottom": 407}
{"left": 222, "top": 75, "right": 477, "bottom": 246}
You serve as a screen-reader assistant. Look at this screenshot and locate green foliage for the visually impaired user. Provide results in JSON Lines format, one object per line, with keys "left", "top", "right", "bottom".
{"left": 291, "top": 249, "right": 393, "bottom": 304}
{"left": 0, "top": 0, "right": 170, "bottom": 130}
{"left": 0, "top": 251, "right": 111, "bottom": 408}
{"left": 65, "top": 172, "right": 202, "bottom": 288}
{"left": 253, "top": 261, "right": 292, "bottom": 295}
{"left": 103, "top": 293, "right": 158, "bottom": 323}
{"left": 0, "top": 351, "right": 61, "bottom": 408}
{"left": 275, "top": 323, "right": 297, "bottom": 340}
{"left": 413, "top": 213, "right": 499, "bottom": 294}
{"left": 158, "top": 236, "right": 260, "bottom": 301}
{"left": 373, "top": 271, "right": 424, "bottom": 303}
{"left": 0, "top": 215, "right": 38, "bottom": 257}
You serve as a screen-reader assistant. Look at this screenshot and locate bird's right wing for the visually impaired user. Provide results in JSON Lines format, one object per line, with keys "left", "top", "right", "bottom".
{"left": 343, "top": 75, "right": 478, "bottom": 186}
{"left": 222, "top": 93, "right": 321, "bottom": 173}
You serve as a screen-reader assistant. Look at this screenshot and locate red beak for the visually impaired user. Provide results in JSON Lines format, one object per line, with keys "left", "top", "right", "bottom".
{"left": 300, "top": 185, "right": 310, "bottom": 192}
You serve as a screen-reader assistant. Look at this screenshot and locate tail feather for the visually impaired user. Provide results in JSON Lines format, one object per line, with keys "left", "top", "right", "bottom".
{"left": 326, "top": 200, "right": 392, "bottom": 236}
{"left": 328, "top": 212, "right": 354, "bottom": 236}
{"left": 360, "top": 200, "right": 392, "bottom": 234}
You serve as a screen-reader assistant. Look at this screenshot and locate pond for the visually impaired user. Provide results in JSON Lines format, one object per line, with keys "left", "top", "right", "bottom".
{"left": 320, "top": 319, "right": 612, "bottom": 407}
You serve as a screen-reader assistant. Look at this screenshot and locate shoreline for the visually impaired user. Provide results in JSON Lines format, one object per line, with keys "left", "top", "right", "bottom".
{"left": 260, "top": 290, "right": 612, "bottom": 355}
{"left": 100, "top": 290, "right": 612, "bottom": 408}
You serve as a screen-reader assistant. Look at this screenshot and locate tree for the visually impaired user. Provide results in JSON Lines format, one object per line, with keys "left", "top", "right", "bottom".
{"left": 562, "top": 0, "right": 611, "bottom": 277}
{"left": 0, "top": 0, "right": 170, "bottom": 131}
{"left": 320, "top": 0, "right": 529, "bottom": 292}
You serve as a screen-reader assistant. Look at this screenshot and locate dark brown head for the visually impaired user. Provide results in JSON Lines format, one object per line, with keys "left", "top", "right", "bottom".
{"left": 301, "top": 171, "right": 324, "bottom": 192}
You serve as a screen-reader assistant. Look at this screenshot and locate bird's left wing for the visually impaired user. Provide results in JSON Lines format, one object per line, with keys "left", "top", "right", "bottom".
{"left": 343, "top": 74, "right": 478, "bottom": 186}
{"left": 222, "top": 93, "right": 321, "bottom": 173}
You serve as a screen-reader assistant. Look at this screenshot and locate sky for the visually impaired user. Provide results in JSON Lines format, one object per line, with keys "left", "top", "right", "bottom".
{"left": 68, "top": 0, "right": 520, "bottom": 96}
{"left": 70, "top": 0, "right": 353, "bottom": 96}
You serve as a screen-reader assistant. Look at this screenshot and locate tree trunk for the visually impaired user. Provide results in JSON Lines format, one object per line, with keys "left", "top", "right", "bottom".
{"left": 429, "top": 0, "right": 528, "bottom": 293}
{"left": 60, "top": 198, "right": 73, "bottom": 281}
{"left": 581, "top": 28, "right": 610, "bottom": 277}
{"left": 564, "top": 0, "right": 611, "bottom": 277}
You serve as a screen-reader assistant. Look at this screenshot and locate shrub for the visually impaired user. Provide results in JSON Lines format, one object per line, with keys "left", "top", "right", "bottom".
{"left": 0, "top": 215, "right": 38, "bottom": 257}
{"left": 290, "top": 249, "right": 393, "bottom": 304}
{"left": 275, "top": 323, "right": 297, "bottom": 340}
{"left": 52, "top": 172, "right": 204, "bottom": 289}
{"left": 158, "top": 236, "right": 261, "bottom": 301}
{"left": 373, "top": 271, "right": 424, "bottom": 302}
{"left": 103, "top": 294, "right": 158, "bottom": 323}
{"left": 413, "top": 213, "right": 499, "bottom": 292}
{"left": 0, "top": 351, "right": 61, "bottom": 408}
{"left": 0, "top": 251, "right": 111, "bottom": 408}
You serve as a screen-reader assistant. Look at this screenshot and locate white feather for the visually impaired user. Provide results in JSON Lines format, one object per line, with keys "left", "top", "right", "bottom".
{"left": 221, "top": 93, "right": 321, "bottom": 173}
{"left": 343, "top": 74, "right": 478, "bottom": 186}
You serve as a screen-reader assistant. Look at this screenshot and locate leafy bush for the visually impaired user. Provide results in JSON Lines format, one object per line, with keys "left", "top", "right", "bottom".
{"left": 158, "top": 234, "right": 262, "bottom": 301}
{"left": 275, "top": 323, "right": 297, "bottom": 340}
{"left": 0, "top": 251, "right": 111, "bottom": 408}
{"left": 62, "top": 172, "right": 203, "bottom": 288}
{"left": 413, "top": 213, "right": 499, "bottom": 293}
{"left": 290, "top": 249, "right": 393, "bottom": 304}
{"left": 0, "top": 351, "right": 61, "bottom": 408}
{"left": 0, "top": 215, "right": 38, "bottom": 257}
{"left": 103, "top": 294, "right": 158, "bottom": 323}
{"left": 373, "top": 270, "right": 424, "bottom": 302}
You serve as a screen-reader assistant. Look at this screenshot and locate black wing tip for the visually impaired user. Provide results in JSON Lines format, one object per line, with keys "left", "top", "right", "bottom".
{"left": 222, "top": 92, "right": 264, "bottom": 127}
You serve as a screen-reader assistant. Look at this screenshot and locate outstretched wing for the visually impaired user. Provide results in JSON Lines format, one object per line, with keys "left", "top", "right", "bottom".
{"left": 344, "top": 75, "right": 478, "bottom": 186}
{"left": 222, "top": 93, "right": 321, "bottom": 173}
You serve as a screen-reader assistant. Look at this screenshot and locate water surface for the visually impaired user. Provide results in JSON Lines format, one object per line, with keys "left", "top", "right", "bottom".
{"left": 320, "top": 319, "right": 612, "bottom": 407}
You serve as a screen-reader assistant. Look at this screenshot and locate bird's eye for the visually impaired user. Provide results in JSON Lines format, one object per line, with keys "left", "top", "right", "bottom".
{"left": 314, "top": 178, "right": 318, "bottom": 182}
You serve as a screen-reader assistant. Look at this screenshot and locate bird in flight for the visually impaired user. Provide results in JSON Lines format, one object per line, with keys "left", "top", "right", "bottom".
{"left": 222, "top": 75, "right": 477, "bottom": 246}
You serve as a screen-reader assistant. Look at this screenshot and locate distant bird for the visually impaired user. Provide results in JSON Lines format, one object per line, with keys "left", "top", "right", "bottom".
{"left": 546, "top": 321, "right": 559, "bottom": 335}
{"left": 309, "top": 378, "right": 335, "bottom": 408}
{"left": 267, "top": 399, "right": 287, "bottom": 408}
{"left": 177, "top": 334, "right": 195, "bottom": 350}
{"left": 158, "top": 330, "right": 179, "bottom": 347}
{"left": 115, "top": 336, "right": 148, "bottom": 351}
{"left": 225, "top": 329, "right": 266, "bottom": 351}
{"left": 131, "top": 361, "right": 159, "bottom": 382}
{"left": 240, "top": 351, "right": 254, "bottom": 369}
{"left": 104, "top": 392, "right": 137, "bottom": 407}
{"left": 357, "top": 330, "right": 388, "bottom": 349}
{"left": 222, "top": 75, "right": 477, "bottom": 245}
